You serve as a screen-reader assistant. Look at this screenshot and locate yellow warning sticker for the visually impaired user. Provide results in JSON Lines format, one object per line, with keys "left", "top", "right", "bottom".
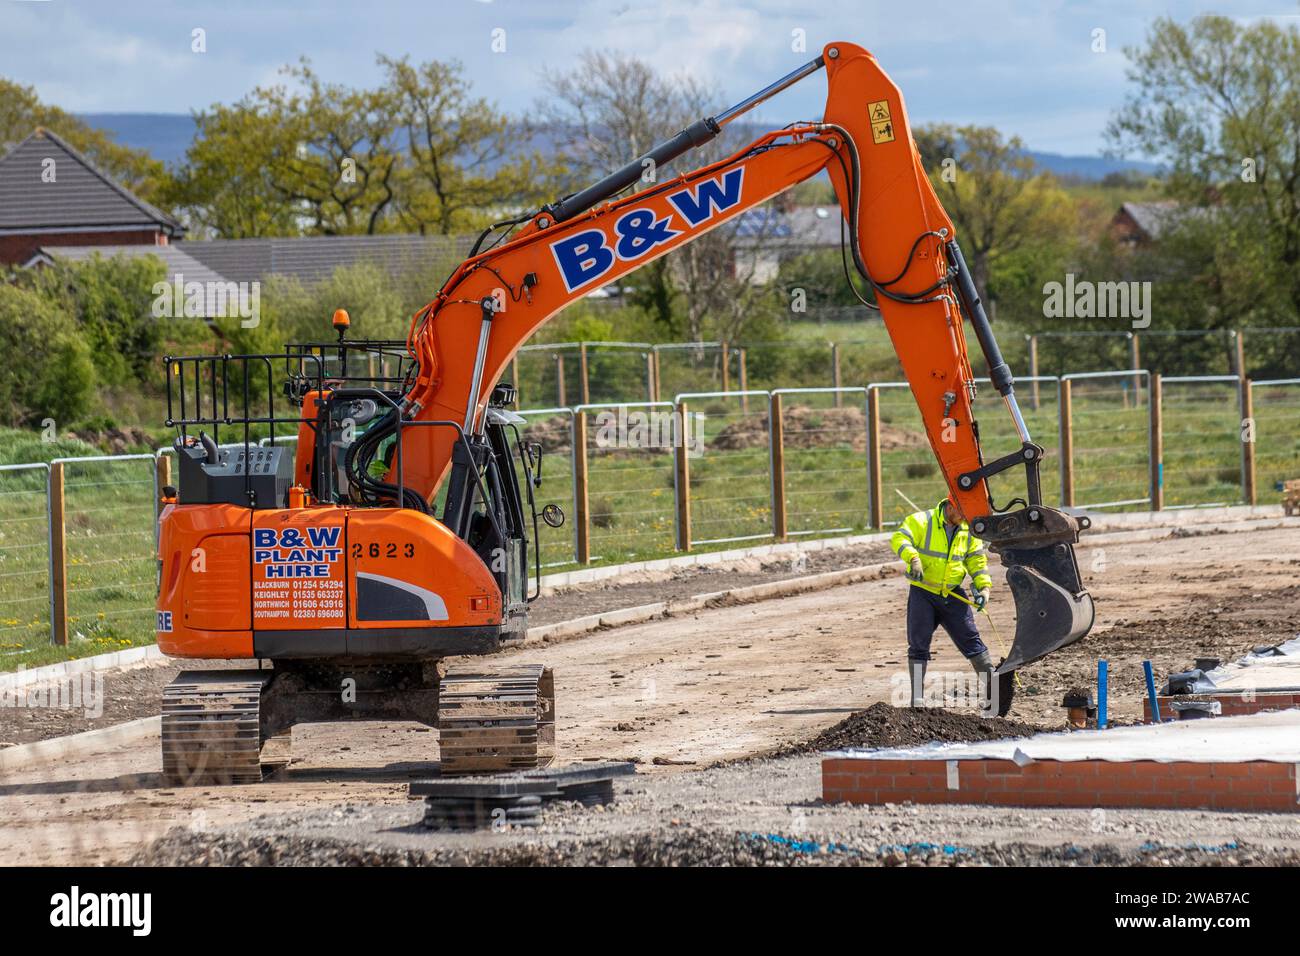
{"left": 868, "top": 99, "right": 892, "bottom": 123}
{"left": 871, "top": 119, "right": 895, "bottom": 144}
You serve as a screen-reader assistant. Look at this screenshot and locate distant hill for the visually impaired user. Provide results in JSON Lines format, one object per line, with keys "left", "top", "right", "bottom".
{"left": 79, "top": 112, "right": 1160, "bottom": 180}
{"left": 79, "top": 113, "right": 198, "bottom": 166}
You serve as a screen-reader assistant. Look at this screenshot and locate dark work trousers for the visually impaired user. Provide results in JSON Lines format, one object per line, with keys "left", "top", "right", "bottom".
{"left": 906, "top": 584, "right": 987, "bottom": 662}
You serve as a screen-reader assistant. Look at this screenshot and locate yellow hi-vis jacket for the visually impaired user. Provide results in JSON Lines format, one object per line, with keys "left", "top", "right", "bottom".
{"left": 891, "top": 501, "right": 993, "bottom": 593}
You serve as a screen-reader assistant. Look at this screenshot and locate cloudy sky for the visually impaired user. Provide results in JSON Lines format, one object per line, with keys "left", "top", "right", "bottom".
{"left": 2, "top": 0, "right": 1297, "bottom": 156}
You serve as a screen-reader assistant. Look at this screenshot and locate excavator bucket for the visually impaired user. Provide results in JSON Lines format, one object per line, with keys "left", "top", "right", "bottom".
{"left": 1001, "top": 557, "right": 1095, "bottom": 673}
{"left": 973, "top": 506, "right": 1095, "bottom": 678}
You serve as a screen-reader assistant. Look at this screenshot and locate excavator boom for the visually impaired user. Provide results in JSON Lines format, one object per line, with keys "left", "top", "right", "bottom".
{"left": 398, "top": 42, "right": 1094, "bottom": 683}
{"left": 155, "top": 41, "right": 1092, "bottom": 783}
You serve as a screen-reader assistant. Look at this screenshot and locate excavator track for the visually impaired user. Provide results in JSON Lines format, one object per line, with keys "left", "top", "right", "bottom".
{"left": 437, "top": 664, "right": 555, "bottom": 775}
{"left": 161, "top": 670, "right": 273, "bottom": 786}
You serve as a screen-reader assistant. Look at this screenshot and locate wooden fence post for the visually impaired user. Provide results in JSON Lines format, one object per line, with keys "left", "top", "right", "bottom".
{"left": 675, "top": 400, "right": 691, "bottom": 551}
{"left": 156, "top": 454, "right": 172, "bottom": 520}
{"left": 720, "top": 341, "right": 730, "bottom": 394}
{"left": 511, "top": 355, "right": 521, "bottom": 405}
{"left": 579, "top": 343, "right": 590, "bottom": 405}
{"left": 1241, "top": 378, "right": 1256, "bottom": 507}
{"left": 831, "top": 343, "right": 842, "bottom": 406}
{"left": 651, "top": 350, "right": 662, "bottom": 403}
{"left": 1150, "top": 373, "right": 1163, "bottom": 511}
{"left": 556, "top": 354, "right": 567, "bottom": 407}
{"left": 1059, "top": 379, "right": 1074, "bottom": 507}
{"left": 738, "top": 348, "right": 749, "bottom": 413}
{"left": 867, "top": 388, "right": 883, "bottom": 528}
{"left": 49, "top": 461, "right": 69, "bottom": 646}
{"left": 770, "top": 393, "right": 787, "bottom": 540}
{"left": 573, "top": 411, "right": 590, "bottom": 564}
{"left": 1234, "top": 330, "right": 1247, "bottom": 380}
{"left": 1027, "top": 335, "right": 1040, "bottom": 411}
{"left": 1130, "top": 334, "right": 1143, "bottom": 407}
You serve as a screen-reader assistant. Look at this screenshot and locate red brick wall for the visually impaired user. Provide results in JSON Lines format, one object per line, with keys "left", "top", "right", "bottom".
{"left": 0, "top": 229, "right": 165, "bottom": 265}
{"left": 1144, "top": 693, "right": 1300, "bottom": 723}
{"left": 823, "top": 757, "right": 1299, "bottom": 812}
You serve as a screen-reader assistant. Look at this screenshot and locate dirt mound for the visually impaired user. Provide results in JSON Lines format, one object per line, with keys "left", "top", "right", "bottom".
{"left": 781, "top": 702, "right": 1041, "bottom": 755}
{"left": 709, "top": 404, "right": 924, "bottom": 454}
{"left": 521, "top": 414, "right": 572, "bottom": 453}
{"left": 67, "top": 426, "right": 155, "bottom": 455}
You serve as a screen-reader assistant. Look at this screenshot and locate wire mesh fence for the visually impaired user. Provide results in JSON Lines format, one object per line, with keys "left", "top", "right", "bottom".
{"left": 1065, "top": 371, "right": 1151, "bottom": 511}
{"left": 871, "top": 383, "right": 947, "bottom": 526}
{"left": 678, "top": 391, "right": 773, "bottom": 547}
{"left": 581, "top": 402, "right": 678, "bottom": 562}
{"left": 586, "top": 344, "right": 654, "bottom": 405}
{"left": 1251, "top": 379, "right": 1300, "bottom": 501}
{"left": 741, "top": 341, "right": 834, "bottom": 391}
{"left": 776, "top": 388, "right": 870, "bottom": 537}
{"left": 58, "top": 455, "right": 158, "bottom": 649}
{"left": 0, "top": 463, "right": 51, "bottom": 657}
{"left": 655, "top": 344, "right": 727, "bottom": 400}
{"left": 514, "top": 408, "right": 578, "bottom": 569}
{"left": 1161, "top": 376, "right": 1243, "bottom": 508}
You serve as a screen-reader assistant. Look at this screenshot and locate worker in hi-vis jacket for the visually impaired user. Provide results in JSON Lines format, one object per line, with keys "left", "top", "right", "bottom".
{"left": 891, "top": 498, "right": 996, "bottom": 708}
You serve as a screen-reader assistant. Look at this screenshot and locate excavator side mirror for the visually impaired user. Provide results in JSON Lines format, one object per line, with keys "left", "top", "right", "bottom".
{"left": 542, "top": 503, "right": 565, "bottom": 528}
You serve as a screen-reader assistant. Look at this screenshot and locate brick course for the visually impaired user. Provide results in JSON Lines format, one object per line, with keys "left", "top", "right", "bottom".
{"left": 1144, "top": 693, "right": 1300, "bottom": 723}
{"left": 822, "top": 756, "right": 1299, "bottom": 812}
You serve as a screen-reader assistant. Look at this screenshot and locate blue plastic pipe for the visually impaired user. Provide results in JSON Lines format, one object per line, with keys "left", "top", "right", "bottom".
{"left": 1097, "top": 659, "right": 1108, "bottom": 729}
{"left": 1143, "top": 660, "right": 1162, "bottom": 723}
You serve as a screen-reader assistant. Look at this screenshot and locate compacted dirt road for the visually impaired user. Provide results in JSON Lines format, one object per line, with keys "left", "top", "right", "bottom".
{"left": 1, "top": 516, "right": 1296, "bottom": 865}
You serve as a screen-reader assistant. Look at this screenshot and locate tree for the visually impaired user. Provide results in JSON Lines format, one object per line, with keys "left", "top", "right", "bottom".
{"left": 914, "top": 124, "right": 1076, "bottom": 300}
{"left": 168, "top": 60, "right": 403, "bottom": 238}
{"left": 19, "top": 255, "right": 168, "bottom": 387}
{"left": 538, "top": 51, "right": 781, "bottom": 343}
{"left": 0, "top": 78, "right": 168, "bottom": 201}
{"left": 381, "top": 56, "right": 556, "bottom": 235}
{"left": 1109, "top": 15, "right": 1300, "bottom": 323}
{"left": 0, "top": 284, "right": 95, "bottom": 427}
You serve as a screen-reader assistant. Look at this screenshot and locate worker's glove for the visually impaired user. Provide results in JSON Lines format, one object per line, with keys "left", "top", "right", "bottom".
{"left": 974, "top": 587, "right": 991, "bottom": 609}
{"left": 907, "top": 557, "right": 923, "bottom": 581}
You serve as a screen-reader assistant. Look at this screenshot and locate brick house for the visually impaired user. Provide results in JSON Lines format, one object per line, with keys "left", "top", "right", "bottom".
{"left": 0, "top": 127, "right": 184, "bottom": 266}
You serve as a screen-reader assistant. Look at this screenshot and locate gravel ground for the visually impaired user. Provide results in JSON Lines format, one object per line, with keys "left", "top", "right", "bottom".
{"left": 130, "top": 733, "right": 1300, "bottom": 867}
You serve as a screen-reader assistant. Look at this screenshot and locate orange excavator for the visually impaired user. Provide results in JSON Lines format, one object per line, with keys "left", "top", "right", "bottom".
{"left": 156, "top": 41, "right": 1093, "bottom": 785}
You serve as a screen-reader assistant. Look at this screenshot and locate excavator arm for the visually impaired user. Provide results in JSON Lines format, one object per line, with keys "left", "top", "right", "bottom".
{"left": 392, "top": 41, "right": 1094, "bottom": 678}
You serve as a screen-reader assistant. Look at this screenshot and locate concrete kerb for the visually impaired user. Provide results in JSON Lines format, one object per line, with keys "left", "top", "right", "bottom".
{"left": 0, "top": 716, "right": 160, "bottom": 773}
{"left": 0, "top": 644, "right": 164, "bottom": 694}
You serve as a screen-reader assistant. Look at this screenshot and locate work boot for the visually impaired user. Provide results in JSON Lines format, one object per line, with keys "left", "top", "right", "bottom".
{"left": 908, "top": 660, "right": 927, "bottom": 708}
{"left": 968, "top": 651, "right": 996, "bottom": 714}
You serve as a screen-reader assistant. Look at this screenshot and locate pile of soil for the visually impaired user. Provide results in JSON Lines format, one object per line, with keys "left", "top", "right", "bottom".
{"left": 521, "top": 415, "right": 572, "bottom": 454}
{"left": 67, "top": 426, "right": 156, "bottom": 455}
{"left": 779, "top": 702, "right": 1042, "bottom": 756}
{"left": 709, "top": 405, "right": 923, "bottom": 454}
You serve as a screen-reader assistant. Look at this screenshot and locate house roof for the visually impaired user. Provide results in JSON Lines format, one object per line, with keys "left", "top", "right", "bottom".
{"left": 181, "top": 233, "right": 469, "bottom": 287}
{"left": 28, "top": 244, "right": 240, "bottom": 319}
{"left": 1116, "top": 201, "right": 1180, "bottom": 241}
{"left": 0, "top": 128, "right": 183, "bottom": 235}
{"left": 732, "top": 204, "right": 843, "bottom": 250}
